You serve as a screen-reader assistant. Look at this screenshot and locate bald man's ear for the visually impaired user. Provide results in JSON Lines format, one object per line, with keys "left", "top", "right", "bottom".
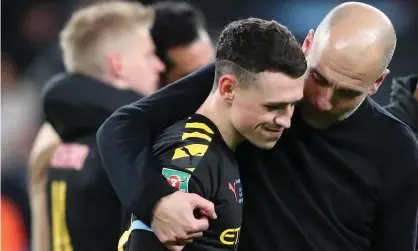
{"left": 302, "top": 29, "right": 315, "bottom": 56}
{"left": 369, "top": 69, "right": 390, "bottom": 95}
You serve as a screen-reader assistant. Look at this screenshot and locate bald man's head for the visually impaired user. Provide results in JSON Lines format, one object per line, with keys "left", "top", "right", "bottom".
{"left": 299, "top": 2, "right": 397, "bottom": 129}
{"left": 316, "top": 2, "right": 396, "bottom": 75}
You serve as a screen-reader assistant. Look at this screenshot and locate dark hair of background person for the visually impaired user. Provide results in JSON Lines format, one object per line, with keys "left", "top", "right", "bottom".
{"left": 150, "top": 1, "right": 207, "bottom": 85}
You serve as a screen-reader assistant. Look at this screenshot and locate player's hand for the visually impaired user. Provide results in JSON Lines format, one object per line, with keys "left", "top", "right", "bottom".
{"left": 414, "top": 83, "right": 418, "bottom": 100}
{"left": 151, "top": 191, "right": 217, "bottom": 250}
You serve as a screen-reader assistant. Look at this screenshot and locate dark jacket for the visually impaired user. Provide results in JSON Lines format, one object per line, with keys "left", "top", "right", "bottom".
{"left": 385, "top": 75, "right": 418, "bottom": 139}
{"left": 43, "top": 73, "right": 142, "bottom": 251}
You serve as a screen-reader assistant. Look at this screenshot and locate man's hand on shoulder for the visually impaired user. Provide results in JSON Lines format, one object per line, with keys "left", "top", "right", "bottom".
{"left": 151, "top": 191, "right": 217, "bottom": 251}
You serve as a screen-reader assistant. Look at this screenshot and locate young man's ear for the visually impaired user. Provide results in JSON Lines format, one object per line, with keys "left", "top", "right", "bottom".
{"left": 218, "top": 74, "right": 238, "bottom": 104}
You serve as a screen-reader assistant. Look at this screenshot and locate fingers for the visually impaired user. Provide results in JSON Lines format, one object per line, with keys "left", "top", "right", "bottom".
{"left": 165, "top": 236, "right": 197, "bottom": 251}
{"left": 188, "top": 193, "right": 217, "bottom": 219}
{"left": 175, "top": 237, "right": 195, "bottom": 245}
{"left": 165, "top": 237, "right": 199, "bottom": 251}
{"left": 152, "top": 192, "right": 216, "bottom": 250}
{"left": 198, "top": 208, "right": 215, "bottom": 220}
{"left": 186, "top": 231, "right": 203, "bottom": 239}
{"left": 165, "top": 244, "right": 185, "bottom": 251}
{"left": 190, "top": 218, "right": 209, "bottom": 232}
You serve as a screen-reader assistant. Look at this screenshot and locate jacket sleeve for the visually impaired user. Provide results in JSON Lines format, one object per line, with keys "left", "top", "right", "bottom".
{"left": 97, "top": 63, "right": 215, "bottom": 225}
{"left": 370, "top": 125, "right": 418, "bottom": 251}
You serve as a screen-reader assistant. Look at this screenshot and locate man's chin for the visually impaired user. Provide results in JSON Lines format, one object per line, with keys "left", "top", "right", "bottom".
{"left": 300, "top": 111, "right": 333, "bottom": 129}
{"left": 251, "top": 139, "right": 279, "bottom": 150}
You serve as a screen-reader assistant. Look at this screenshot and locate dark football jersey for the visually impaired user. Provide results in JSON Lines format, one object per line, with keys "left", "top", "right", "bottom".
{"left": 120, "top": 114, "right": 243, "bottom": 250}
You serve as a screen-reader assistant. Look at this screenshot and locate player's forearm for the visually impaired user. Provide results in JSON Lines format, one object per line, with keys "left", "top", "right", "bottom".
{"left": 28, "top": 123, "right": 61, "bottom": 251}
{"left": 97, "top": 63, "right": 215, "bottom": 224}
{"left": 28, "top": 123, "right": 60, "bottom": 189}
{"left": 30, "top": 192, "right": 51, "bottom": 251}
{"left": 97, "top": 110, "right": 177, "bottom": 226}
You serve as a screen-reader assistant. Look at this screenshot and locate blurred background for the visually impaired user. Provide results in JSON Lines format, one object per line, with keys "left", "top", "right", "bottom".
{"left": 1, "top": 0, "right": 417, "bottom": 250}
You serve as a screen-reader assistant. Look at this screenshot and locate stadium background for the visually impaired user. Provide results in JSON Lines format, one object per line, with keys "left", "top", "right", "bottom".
{"left": 1, "top": 0, "right": 417, "bottom": 250}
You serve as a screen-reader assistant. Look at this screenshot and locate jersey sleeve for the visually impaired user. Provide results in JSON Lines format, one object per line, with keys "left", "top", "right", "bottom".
{"left": 119, "top": 227, "right": 167, "bottom": 251}
{"left": 156, "top": 141, "right": 221, "bottom": 200}
{"left": 96, "top": 63, "right": 215, "bottom": 226}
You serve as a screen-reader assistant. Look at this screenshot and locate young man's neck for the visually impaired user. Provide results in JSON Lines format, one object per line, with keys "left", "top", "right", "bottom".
{"left": 197, "top": 94, "right": 243, "bottom": 150}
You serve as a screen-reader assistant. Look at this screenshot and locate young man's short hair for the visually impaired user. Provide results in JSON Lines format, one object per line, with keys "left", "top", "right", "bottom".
{"left": 60, "top": 1, "right": 154, "bottom": 77}
{"left": 214, "top": 18, "right": 307, "bottom": 88}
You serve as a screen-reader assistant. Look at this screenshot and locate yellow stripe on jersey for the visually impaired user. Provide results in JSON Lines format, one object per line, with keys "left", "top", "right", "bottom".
{"left": 51, "top": 181, "right": 73, "bottom": 251}
{"left": 185, "top": 122, "right": 214, "bottom": 134}
{"left": 172, "top": 144, "right": 208, "bottom": 160}
{"left": 118, "top": 229, "right": 131, "bottom": 251}
{"left": 182, "top": 132, "right": 212, "bottom": 142}
{"left": 118, "top": 216, "right": 134, "bottom": 251}
{"left": 169, "top": 120, "right": 213, "bottom": 172}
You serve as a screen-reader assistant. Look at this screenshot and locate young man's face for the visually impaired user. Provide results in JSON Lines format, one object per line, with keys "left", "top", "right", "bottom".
{"left": 118, "top": 27, "right": 165, "bottom": 95}
{"left": 229, "top": 71, "right": 304, "bottom": 149}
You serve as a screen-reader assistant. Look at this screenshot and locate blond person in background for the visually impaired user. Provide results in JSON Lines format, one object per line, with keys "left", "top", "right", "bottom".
{"left": 28, "top": 2, "right": 164, "bottom": 251}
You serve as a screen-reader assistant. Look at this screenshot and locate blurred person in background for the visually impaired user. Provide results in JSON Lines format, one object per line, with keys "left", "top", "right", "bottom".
{"left": 18, "top": 1, "right": 215, "bottom": 92}
{"left": 28, "top": 3, "right": 214, "bottom": 250}
{"left": 150, "top": 1, "right": 215, "bottom": 87}
{"left": 2, "top": 53, "right": 19, "bottom": 88}
{"left": 3, "top": 0, "right": 61, "bottom": 77}
{"left": 28, "top": 2, "right": 164, "bottom": 251}
{"left": 28, "top": 2, "right": 213, "bottom": 250}
{"left": 1, "top": 197, "right": 29, "bottom": 251}
{"left": 385, "top": 74, "right": 418, "bottom": 139}
{"left": 97, "top": 2, "right": 418, "bottom": 251}
{"left": 16, "top": 0, "right": 116, "bottom": 91}
{"left": 385, "top": 74, "right": 418, "bottom": 251}
{"left": 2, "top": 81, "right": 40, "bottom": 251}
